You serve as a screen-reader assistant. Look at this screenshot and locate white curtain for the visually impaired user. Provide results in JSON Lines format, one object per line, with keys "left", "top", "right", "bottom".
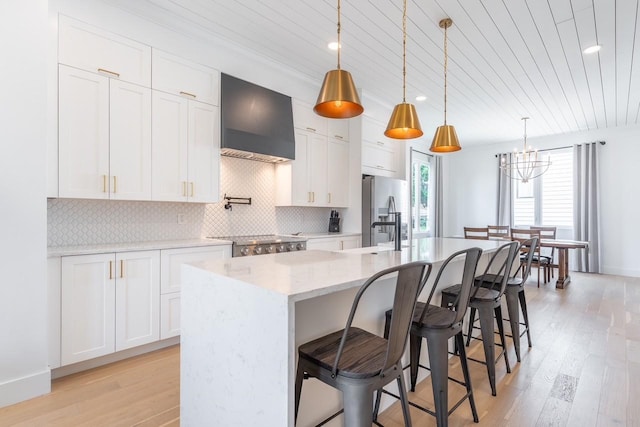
{"left": 573, "top": 142, "right": 601, "bottom": 273}
{"left": 434, "top": 155, "right": 443, "bottom": 237}
{"left": 496, "top": 153, "right": 514, "bottom": 227}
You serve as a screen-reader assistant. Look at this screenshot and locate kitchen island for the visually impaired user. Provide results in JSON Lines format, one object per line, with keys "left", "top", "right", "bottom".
{"left": 180, "top": 238, "right": 505, "bottom": 427}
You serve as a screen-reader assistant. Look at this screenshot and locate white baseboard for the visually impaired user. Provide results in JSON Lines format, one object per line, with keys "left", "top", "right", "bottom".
{"left": 52, "top": 336, "right": 180, "bottom": 379}
{"left": 601, "top": 266, "right": 640, "bottom": 278}
{"left": 0, "top": 368, "right": 51, "bottom": 408}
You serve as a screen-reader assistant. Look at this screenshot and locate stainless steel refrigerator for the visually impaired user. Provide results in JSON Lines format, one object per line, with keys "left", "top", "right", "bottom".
{"left": 362, "top": 175, "right": 409, "bottom": 247}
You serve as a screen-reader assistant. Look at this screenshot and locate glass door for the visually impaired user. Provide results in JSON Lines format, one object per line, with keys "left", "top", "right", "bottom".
{"left": 410, "top": 149, "right": 435, "bottom": 238}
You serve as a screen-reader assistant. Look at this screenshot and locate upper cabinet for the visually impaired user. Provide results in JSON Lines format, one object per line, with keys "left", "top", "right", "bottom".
{"left": 58, "top": 65, "right": 152, "bottom": 200}
{"left": 361, "top": 117, "right": 401, "bottom": 179}
{"left": 152, "top": 49, "right": 219, "bottom": 106}
{"left": 58, "top": 16, "right": 151, "bottom": 87}
{"left": 276, "top": 101, "right": 350, "bottom": 207}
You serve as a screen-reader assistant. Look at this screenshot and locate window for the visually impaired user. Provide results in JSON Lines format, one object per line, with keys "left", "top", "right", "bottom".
{"left": 513, "top": 148, "right": 573, "bottom": 227}
{"left": 410, "top": 150, "right": 435, "bottom": 237}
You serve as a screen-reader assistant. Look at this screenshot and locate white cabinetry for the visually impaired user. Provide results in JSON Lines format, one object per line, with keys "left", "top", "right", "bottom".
{"left": 159, "top": 245, "right": 231, "bottom": 339}
{"left": 152, "top": 92, "right": 220, "bottom": 202}
{"left": 361, "top": 118, "right": 401, "bottom": 178}
{"left": 152, "top": 49, "right": 219, "bottom": 105}
{"left": 276, "top": 101, "right": 350, "bottom": 207}
{"left": 152, "top": 52, "right": 220, "bottom": 203}
{"left": 60, "top": 251, "right": 160, "bottom": 366}
{"left": 58, "top": 16, "right": 151, "bottom": 87}
{"left": 306, "top": 235, "right": 361, "bottom": 251}
{"left": 58, "top": 65, "right": 151, "bottom": 200}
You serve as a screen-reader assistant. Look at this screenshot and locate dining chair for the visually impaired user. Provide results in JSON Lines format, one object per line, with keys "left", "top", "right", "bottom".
{"left": 473, "top": 237, "right": 538, "bottom": 362}
{"left": 530, "top": 226, "right": 557, "bottom": 281}
{"left": 487, "top": 225, "right": 510, "bottom": 239}
{"left": 464, "top": 227, "right": 489, "bottom": 240}
{"left": 295, "top": 261, "right": 432, "bottom": 427}
{"left": 511, "top": 228, "right": 549, "bottom": 287}
{"left": 441, "top": 241, "right": 520, "bottom": 396}
{"left": 375, "top": 247, "right": 483, "bottom": 427}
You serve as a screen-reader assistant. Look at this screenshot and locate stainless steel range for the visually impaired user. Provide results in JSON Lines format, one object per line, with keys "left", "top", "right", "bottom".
{"left": 213, "top": 235, "right": 307, "bottom": 257}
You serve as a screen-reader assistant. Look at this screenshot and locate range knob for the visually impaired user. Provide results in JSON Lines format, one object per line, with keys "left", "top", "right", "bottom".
{"left": 253, "top": 246, "right": 263, "bottom": 255}
{"left": 295, "top": 243, "right": 305, "bottom": 250}
{"left": 287, "top": 243, "right": 296, "bottom": 251}
{"left": 265, "top": 245, "right": 274, "bottom": 254}
{"left": 240, "top": 247, "right": 250, "bottom": 256}
{"left": 276, "top": 244, "right": 286, "bottom": 253}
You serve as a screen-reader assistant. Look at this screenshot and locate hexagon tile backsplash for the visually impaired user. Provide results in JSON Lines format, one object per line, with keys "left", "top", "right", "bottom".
{"left": 47, "top": 157, "right": 334, "bottom": 247}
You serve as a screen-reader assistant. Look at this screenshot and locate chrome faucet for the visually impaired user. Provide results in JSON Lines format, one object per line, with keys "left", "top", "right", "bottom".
{"left": 371, "top": 212, "right": 402, "bottom": 251}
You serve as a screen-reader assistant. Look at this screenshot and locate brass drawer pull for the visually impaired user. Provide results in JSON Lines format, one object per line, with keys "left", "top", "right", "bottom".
{"left": 97, "top": 68, "right": 120, "bottom": 78}
{"left": 120, "top": 260, "right": 124, "bottom": 278}
{"left": 179, "top": 91, "right": 197, "bottom": 98}
{"left": 109, "top": 261, "right": 113, "bottom": 280}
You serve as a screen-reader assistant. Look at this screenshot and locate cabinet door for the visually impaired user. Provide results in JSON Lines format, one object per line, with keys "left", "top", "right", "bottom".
{"left": 160, "top": 245, "right": 232, "bottom": 294}
{"left": 341, "top": 236, "right": 362, "bottom": 250}
{"left": 152, "top": 91, "right": 189, "bottom": 202}
{"left": 58, "top": 65, "right": 110, "bottom": 199}
{"left": 160, "top": 292, "right": 181, "bottom": 339}
{"left": 58, "top": 16, "right": 151, "bottom": 87}
{"left": 308, "top": 137, "right": 328, "bottom": 206}
{"left": 152, "top": 49, "right": 219, "bottom": 106}
{"left": 290, "top": 130, "right": 313, "bottom": 205}
{"left": 327, "top": 119, "right": 350, "bottom": 141}
{"left": 188, "top": 101, "right": 220, "bottom": 203}
{"left": 327, "top": 138, "right": 349, "bottom": 207}
{"left": 292, "top": 99, "right": 327, "bottom": 135}
{"left": 61, "top": 254, "right": 115, "bottom": 365}
{"left": 114, "top": 251, "right": 160, "bottom": 351}
{"left": 109, "top": 80, "right": 152, "bottom": 200}
{"left": 362, "top": 141, "right": 398, "bottom": 176}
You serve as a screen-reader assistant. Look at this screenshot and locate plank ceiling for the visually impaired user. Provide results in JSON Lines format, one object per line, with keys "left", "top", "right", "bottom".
{"left": 104, "top": 0, "right": 640, "bottom": 146}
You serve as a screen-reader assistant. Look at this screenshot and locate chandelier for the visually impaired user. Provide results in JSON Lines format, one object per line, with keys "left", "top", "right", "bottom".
{"left": 500, "top": 117, "right": 551, "bottom": 183}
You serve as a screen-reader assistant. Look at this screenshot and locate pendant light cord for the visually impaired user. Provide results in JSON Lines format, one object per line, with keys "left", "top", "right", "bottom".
{"left": 443, "top": 20, "right": 448, "bottom": 124}
{"left": 402, "top": 0, "right": 407, "bottom": 103}
{"left": 337, "top": 0, "right": 341, "bottom": 70}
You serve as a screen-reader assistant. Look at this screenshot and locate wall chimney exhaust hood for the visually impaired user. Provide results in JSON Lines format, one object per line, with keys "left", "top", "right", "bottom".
{"left": 220, "top": 73, "right": 295, "bottom": 163}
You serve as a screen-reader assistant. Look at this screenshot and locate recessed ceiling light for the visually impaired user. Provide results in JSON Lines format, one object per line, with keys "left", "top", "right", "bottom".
{"left": 583, "top": 45, "right": 601, "bottom": 54}
{"left": 328, "top": 42, "right": 341, "bottom": 51}
{"left": 415, "top": 95, "right": 427, "bottom": 102}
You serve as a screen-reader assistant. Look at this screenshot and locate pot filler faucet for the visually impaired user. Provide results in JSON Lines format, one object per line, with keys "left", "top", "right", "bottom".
{"left": 371, "top": 212, "right": 402, "bottom": 251}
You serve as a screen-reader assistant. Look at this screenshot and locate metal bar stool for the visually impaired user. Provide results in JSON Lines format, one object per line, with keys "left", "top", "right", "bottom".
{"left": 374, "top": 247, "right": 484, "bottom": 427}
{"left": 294, "top": 261, "right": 432, "bottom": 427}
{"left": 441, "top": 241, "right": 520, "bottom": 396}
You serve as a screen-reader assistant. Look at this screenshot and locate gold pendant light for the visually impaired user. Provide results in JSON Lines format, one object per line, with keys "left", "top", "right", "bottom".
{"left": 430, "top": 18, "right": 461, "bottom": 152}
{"left": 385, "top": 0, "right": 423, "bottom": 139}
{"left": 314, "top": 0, "right": 364, "bottom": 118}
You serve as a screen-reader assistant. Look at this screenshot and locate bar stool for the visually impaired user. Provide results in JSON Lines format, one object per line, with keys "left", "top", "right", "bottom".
{"left": 473, "top": 237, "right": 538, "bottom": 362}
{"left": 375, "top": 247, "right": 483, "bottom": 427}
{"left": 441, "top": 241, "right": 519, "bottom": 396}
{"left": 294, "top": 261, "right": 432, "bottom": 427}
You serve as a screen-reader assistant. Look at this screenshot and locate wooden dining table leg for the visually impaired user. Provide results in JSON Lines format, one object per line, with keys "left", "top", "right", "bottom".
{"left": 555, "top": 248, "right": 570, "bottom": 289}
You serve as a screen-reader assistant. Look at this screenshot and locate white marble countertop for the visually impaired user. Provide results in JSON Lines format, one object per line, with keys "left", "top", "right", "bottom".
{"left": 48, "top": 238, "right": 232, "bottom": 257}
{"left": 187, "top": 237, "right": 504, "bottom": 302}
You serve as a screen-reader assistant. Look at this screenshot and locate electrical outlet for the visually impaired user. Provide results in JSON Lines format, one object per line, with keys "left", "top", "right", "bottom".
{"left": 177, "top": 213, "right": 186, "bottom": 224}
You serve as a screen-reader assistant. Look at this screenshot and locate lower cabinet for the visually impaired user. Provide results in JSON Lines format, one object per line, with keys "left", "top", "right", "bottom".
{"left": 306, "top": 235, "right": 361, "bottom": 251}
{"left": 60, "top": 251, "right": 160, "bottom": 366}
{"left": 159, "top": 245, "right": 232, "bottom": 339}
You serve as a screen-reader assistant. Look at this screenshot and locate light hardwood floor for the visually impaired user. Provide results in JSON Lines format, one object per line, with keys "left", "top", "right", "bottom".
{"left": 1, "top": 272, "right": 638, "bottom": 426}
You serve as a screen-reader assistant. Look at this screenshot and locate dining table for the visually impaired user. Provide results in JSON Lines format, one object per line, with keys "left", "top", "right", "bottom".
{"left": 539, "top": 239, "right": 589, "bottom": 289}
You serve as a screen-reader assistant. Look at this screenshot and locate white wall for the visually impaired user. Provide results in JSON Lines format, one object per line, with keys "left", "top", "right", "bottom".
{"left": 443, "top": 124, "right": 640, "bottom": 277}
{"left": 0, "top": 0, "right": 51, "bottom": 407}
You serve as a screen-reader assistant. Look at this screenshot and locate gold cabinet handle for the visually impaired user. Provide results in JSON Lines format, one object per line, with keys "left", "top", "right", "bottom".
{"left": 376, "top": 141, "right": 385, "bottom": 146}
{"left": 112, "top": 176, "right": 117, "bottom": 193}
{"left": 102, "top": 175, "right": 107, "bottom": 193}
{"left": 120, "top": 260, "right": 124, "bottom": 278}
{"left": 179, "top": 91, "right": 197, "bottom": 98}
{"left": 334, "top": 135, "right": 344, "bottom": 140}
{"left": 190, "top": 182, "right": 194, "bottom": 197}
{"left": 97, "top": 68, "right": 120, "bottom": 78}
{"left": 109, "top": 261, "right": 113, "bottom": 280}
{"left": 306, "top": 127, "right": 316, "bottom": 132}
{"left": 312, "top": 192, "right": 315, "bottom": 203}
{"left": 328, "top": 193, "right": 331, "bottom": 203}
{"left": 376, "top": 165, "right": 384, "bottom": 169}
{"left": 307, "top": 192, "right": 311, "bottom": 203}
{"left": 182, "top": 181, "right": 187, "bottom": 197}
